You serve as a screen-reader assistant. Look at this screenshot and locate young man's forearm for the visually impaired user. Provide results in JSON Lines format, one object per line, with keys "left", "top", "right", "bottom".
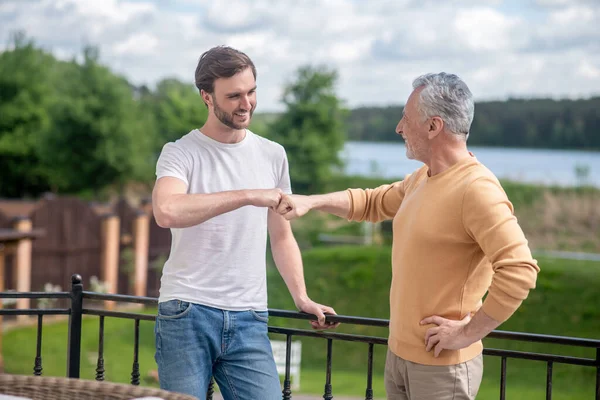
{"left": 270, "top": 233, "right": 309, "bottom": 307}
{"left": 154, "top": 191, "right": 244, "bottom": 228}
{"left": 155, "top": 190, "right": 270, "bottom": 229}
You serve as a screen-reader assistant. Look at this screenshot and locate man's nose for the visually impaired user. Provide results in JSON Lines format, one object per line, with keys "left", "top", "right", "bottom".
{"left": 240, "top": 95, "right": 251, "bottom": 110}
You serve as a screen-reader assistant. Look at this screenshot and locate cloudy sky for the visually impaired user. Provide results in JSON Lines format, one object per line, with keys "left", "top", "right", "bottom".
{"left": 1, "top": 0, "right": 599, "bottom": 111}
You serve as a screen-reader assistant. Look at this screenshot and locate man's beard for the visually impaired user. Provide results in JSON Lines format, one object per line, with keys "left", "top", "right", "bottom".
{"left": 404, "top": 139, "right": 416, "bottom": 160}
{"left": 404, "top": 137, "right": 427, "bottom": 161}
{"left": 213, "top": 99, "right": 254, "bottom": 130}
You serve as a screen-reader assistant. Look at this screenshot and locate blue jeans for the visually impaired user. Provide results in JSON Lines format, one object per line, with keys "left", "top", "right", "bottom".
{"left": 154, "top": 300, "right": 282, "bottom": 400}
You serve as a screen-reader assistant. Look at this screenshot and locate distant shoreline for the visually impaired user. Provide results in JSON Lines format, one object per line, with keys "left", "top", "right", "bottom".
{"left": 344, "top": 140, "right": 600, "bottom": 153}
{"left": 341, "top": 141, "right": 600, "bottom": 188}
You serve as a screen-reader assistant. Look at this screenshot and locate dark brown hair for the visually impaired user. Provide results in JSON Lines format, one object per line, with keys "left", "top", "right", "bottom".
{"left": 194, "top": 46, "right": 257, "bottom": 95}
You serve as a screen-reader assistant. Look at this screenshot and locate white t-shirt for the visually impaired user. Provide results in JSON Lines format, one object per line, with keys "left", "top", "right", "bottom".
{"left": 155, "top": 129, "right": 291, "bottom": 311}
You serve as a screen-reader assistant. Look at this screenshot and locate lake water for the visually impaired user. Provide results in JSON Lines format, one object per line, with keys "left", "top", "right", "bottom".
{"left": 341, "top": 141, "right": 600, "bottom": 187}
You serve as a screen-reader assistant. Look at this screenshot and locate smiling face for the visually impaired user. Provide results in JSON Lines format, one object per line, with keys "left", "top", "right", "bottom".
{"left": 207, "top": 67, "right": 257, "bottom": 130}
{"left": 396, "top": 87, "right": 430, "bottom": 161}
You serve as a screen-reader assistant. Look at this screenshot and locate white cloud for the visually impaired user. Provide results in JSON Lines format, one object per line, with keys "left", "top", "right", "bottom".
{"left": 0, "top": 0, "right": 599, "bottom": 111}
{"left": 578, "top": 60, "right": 600, "bottom": 79}
{"left": 548, "top": 5, "right": 595, "bottom": 24}
{"left": 69, "top": 0, "right": 156, "bottom": 24}
{"left": 328, "top": 40, "right": 373, "bottom": 63}
{"left": 535, "top": 0, "right": 598, "bottom": 7}
{"left": 454, "top": 8, "right": 522, "bottom": 52}
{"left": 112, "top": 33, "right": 159, "bottom": 56}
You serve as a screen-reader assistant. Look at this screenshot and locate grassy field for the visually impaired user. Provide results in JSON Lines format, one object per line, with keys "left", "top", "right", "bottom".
{"left": 2, "top": 250, "right": 599, "bottom": 399}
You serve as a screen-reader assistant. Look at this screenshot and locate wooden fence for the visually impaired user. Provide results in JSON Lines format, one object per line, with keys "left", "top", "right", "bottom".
{"left": 0, "top": 196, "right": 171, "bottom": 311}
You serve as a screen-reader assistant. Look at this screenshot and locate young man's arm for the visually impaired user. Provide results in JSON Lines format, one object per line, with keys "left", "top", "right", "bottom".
{"left": 152, "top": 176, "right": 283, "bottom": 229}
{"left": 267, "top": 209, "right": 339, "bottom": 329}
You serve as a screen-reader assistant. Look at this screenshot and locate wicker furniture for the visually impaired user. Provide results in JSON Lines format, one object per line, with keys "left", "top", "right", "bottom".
{"left": 0, "top": 374, "right": 198, "bottom": 400}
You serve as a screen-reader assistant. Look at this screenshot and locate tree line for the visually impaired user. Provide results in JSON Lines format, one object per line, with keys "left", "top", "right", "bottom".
{"left": 347, "top": 97, "right": 600, "bottom": 149}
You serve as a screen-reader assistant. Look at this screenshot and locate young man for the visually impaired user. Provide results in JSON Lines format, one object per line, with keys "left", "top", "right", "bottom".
{"left": 276, "top": 73, "right": 540, "bottom": 399}
{"left": 152, "top": 45, "right": 337, "bottom": 399}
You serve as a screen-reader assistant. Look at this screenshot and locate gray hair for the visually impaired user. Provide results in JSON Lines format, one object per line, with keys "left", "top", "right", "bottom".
{"left": 412, "top": 73, "right": 474, "bottom": 138}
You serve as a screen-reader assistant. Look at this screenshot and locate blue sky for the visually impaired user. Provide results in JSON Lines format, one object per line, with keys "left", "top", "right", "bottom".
{"left": 1, "top": 0, "right": 599, "bottom": 111}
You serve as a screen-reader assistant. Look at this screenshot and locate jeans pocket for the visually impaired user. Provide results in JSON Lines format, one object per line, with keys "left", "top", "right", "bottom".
{"left": 158, "top": 299, "right": 193, "bottom": 319}
{"left": 250, "top": 310, "right": 269, "bottom": 323}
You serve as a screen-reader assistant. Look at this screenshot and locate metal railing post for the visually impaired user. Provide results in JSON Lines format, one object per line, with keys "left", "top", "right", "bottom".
{"left": 595, "top": 348, "right": 599, "bottom": 400}
{"left": 67, "top": 274, "right": 83, "bottom": 378}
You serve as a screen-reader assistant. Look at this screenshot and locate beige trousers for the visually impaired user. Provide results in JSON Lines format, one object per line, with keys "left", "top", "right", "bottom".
{"left": 384, "top": 349, "right": 484, "bottom": 400}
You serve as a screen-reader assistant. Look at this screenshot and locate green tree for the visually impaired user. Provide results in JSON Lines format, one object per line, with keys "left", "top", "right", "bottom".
{"left": 143, "top": 78, "right": 208, "bottom": 145}
{"left": 39, "top": 46, "right": 157, "bottom": 195}
{"left": 268, "top": 66, "right": 346, "bottom": 194}
{"left": 0, "top": 32, "right": 56, "bottom": 197}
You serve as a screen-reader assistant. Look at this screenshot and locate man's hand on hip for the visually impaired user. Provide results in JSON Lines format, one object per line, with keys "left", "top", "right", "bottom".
{"left": 420, "top": 314, "right": 476, "bottom": 358}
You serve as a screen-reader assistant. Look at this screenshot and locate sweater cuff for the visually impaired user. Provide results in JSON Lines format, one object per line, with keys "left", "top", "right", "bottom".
{"left": 346, "top": 189, "right": 365, "bottom": 221}
{"left": 481, "top": 293, "right": 523, "bottom": 323}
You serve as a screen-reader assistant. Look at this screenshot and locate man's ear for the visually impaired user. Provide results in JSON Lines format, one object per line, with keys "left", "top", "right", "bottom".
{"left": 428, "top": 116, "right": 444, "bottom": 140}
{"left": 201, "top": 90, "right": 213, "bottom": 108}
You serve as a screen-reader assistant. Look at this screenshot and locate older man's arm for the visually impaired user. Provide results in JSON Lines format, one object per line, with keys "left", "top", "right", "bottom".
{"left": 421, "top": 176, "right": 539, "bottom": 357}
{"left": 277, "top": 169, "right": 422, "bottom": 222}
{"left": 276, "top": 191, "right": 351, "bottom": 220}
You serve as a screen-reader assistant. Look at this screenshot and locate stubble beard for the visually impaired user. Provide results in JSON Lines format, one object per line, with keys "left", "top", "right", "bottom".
{"left": 213, "top": 99, "right": 254, "bottom": 130}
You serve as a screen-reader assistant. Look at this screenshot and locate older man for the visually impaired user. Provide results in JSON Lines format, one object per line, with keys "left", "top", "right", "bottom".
{"left": 276, "top": 73, "right": 539, "bottom": 399}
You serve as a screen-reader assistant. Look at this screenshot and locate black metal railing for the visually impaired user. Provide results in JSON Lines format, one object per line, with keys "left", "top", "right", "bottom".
{"left": 1, "top": 274, "right": 599, "bottom": 400}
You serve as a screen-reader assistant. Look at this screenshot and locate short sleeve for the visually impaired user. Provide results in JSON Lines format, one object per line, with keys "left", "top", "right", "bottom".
{"left": 155, "top": 142, "right": 191, "bottom": 186}
{"left": 277, "top": 148, "right": 292, "bottom": 195}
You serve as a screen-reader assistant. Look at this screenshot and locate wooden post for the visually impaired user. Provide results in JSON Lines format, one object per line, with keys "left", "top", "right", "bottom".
{"left": 100, "top": 214, "right": 120, "bottom": 311}
{"left": 133, "top": 211, "right": 149, "bottom": 297}
{"left": 13, "top": 217, "right": 32, "bottom": 322}
{"left": 0, "top": 228, "right": 44, "bottom": 374}
{"left": 0, "top": 243, "right": 5, "bottom": 372}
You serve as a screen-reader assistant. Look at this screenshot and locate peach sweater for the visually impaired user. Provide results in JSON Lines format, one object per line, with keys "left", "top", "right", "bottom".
{"left": 346, "top": 156, "right": 539, "bottom": 365}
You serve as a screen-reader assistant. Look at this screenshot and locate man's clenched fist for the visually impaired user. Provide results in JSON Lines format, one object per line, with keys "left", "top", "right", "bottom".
{"left": 276, "top": 194, "right": 312, "bottom": 220}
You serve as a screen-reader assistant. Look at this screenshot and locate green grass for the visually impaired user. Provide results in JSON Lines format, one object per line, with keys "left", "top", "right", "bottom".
{"left": 2, "top": 250, "right": 599, "bottom": 398}
{"left": 300, "top": 361, "right": 594, "bottom": 400}
{"left": 299, "top": 369, "right": 386, "bottom": 399}
{"left": 2, "top": 316, "right": 385, "bottom": 397}
{"left": 3, "top": 313, "right": 159, "bottom": 385}
{"left": 266, "top": 247, "right": 600, "bottom": 398}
